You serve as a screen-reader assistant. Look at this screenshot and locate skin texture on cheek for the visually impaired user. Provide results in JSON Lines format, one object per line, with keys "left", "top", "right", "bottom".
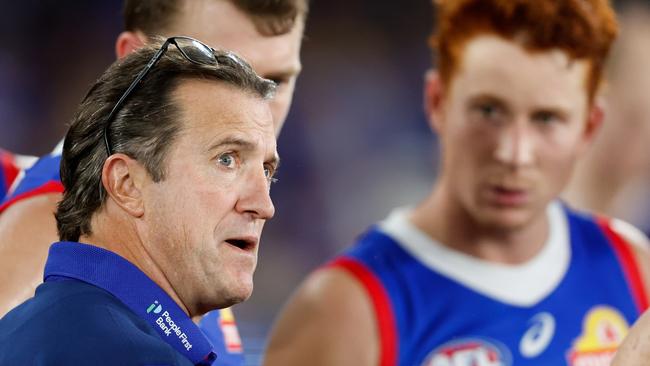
{"left": 137, "top": 80, "right": 274, "bottom": 315}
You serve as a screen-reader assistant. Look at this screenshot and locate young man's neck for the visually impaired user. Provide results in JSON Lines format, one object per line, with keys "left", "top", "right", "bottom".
{"left": 410, "top": 183, "right": 550, "bottom": 265}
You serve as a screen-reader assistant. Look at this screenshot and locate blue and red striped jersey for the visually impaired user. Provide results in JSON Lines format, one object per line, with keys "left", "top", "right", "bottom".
{"left": 331, "top": 202, "right": 648, "bottom": 366}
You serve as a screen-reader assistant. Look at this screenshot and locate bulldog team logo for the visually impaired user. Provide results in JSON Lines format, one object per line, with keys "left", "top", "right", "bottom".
{"left": 567, "top": 306, "right": 630, "bottom": 366}
{"left": 422, "top": 338, "right": 512, "bottom": 366}
{"left": 219, "top": 308, "right": 243, "bottom": 353}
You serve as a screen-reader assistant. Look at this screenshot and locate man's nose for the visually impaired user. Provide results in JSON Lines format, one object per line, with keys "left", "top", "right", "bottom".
{"left": 494, "top": 121, "right": 535, "bottom": 167}
{"left": 235, "top": 169, "right": 275, "bottom": 220}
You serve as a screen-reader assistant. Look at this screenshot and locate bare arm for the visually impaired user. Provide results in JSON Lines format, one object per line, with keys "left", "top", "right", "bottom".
{"left": 263, "top": 267, "right": 380, "bottom": 366}
{"left": 0, "top": 193, "right": 61, "bottom": 316}
{"left": 612, "top": 309, "right": 650, "bottom": 366}
{"left": 609, "top": 219, "right": 650, "bottom": 365}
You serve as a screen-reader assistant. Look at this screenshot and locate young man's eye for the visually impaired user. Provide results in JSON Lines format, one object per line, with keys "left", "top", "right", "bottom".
{"left": 533, "top": 111, "right": 561, "bottom": 125}
{"left": 478, "top": 104, "right": 499, "bottom": 119}
{"left": 270, "top": 78, "right": 286, "bottom": 86}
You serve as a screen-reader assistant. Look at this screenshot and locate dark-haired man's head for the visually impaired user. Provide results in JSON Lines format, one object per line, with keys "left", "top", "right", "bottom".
{"left": 118, "top": 0, "right": 308, "bottom": 132}
{"left": 57, "top": 39, "right": 278, "bottom": 314}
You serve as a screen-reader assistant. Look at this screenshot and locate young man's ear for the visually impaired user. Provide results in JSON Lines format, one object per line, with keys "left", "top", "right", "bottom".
{"left": 115, "top": 31, "right": 147, "bottom": 59}
{"left": 101, "top": 154, "right": 147, "bottom": 218}
{"left": 579, "top": 96, "right": 606, "bottom": 154}
{"left": 424, "top": 69, "right": 446, "bottom": 133}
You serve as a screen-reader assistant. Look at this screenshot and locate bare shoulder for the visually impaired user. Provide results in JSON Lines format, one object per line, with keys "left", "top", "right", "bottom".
{"left": 604, "top": 219, "right": 650, "bottom": 366}
{"left": 612, "top": 309, "right": 650, "bottom": 366}
{"left": 263, "top": 265, "right": 379, "bottom": 366}
{"left": 0, "top": 193, "right": 61, "bottom": 316}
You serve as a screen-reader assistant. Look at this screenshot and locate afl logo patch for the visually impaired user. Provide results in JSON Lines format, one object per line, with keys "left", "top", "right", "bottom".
{"left": 422, "top": 338, "right": 512, "bottom": 366}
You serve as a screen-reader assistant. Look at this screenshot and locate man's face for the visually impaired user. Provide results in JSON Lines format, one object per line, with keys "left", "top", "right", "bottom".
{"left": 143, "top": 79, "right": 277, "bottom": 314}
{"left": 432, "top": 35, "right": 596, "bottom": 230}
{"left": 169, "top": 0, "right": 303, "bottom": 134}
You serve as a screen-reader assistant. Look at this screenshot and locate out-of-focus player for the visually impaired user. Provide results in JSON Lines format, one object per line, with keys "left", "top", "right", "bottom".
{"left": 0, "top": 150, "right": 21, "bottom": 202}
{"left": 564, "top": 2, "right": 650, "bottom": 231}
{"left": 588, "top": 4, "right": 650, "bottom": 366}
{"left": 263, "top": 1, "right": 650, "bottom": 365}
{"left": 0, "top": 0, "right": 307, "bottom": 364}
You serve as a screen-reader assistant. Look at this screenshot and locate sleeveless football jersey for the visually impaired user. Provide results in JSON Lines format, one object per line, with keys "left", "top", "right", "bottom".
{"left": 0, "top": 140, "right": 245, "bottom": 366}
{"left": 330, "top": 202, "right": 648, "bottom": 366}
{"left": 0, "top": 149, "right": 37, "bottom": 205}
{"left": 0, "top": 141, "right": 61, "bottom": 213}
{"left": 0, "top": 149, "right": 20, "bottom": 203}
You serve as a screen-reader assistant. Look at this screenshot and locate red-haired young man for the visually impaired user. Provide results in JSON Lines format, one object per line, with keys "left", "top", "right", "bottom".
{"left": 264, "top": 1, "right": 650, "bottom": 365}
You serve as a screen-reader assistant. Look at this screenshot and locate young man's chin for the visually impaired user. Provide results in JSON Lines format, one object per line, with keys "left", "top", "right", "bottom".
{"left": 474, "top": 205, "right": 539, "bottom": 232}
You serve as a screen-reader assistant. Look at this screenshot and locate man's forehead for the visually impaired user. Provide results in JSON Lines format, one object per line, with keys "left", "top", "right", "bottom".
{"left": 171, "top": 79, "right": 272, "bottom": 133}
{"left": 169, "top": 0, "right": 302, "bottom": 74}
{"left": 443, "top": 35, "right": 590, "bottom": 114}
{"left": 457, "top": 36, "right": 589, "bottom": 87}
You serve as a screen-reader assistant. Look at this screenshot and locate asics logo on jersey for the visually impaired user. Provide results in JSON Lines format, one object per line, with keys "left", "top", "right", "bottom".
{"left": 519, "top": 312, "right": 556, "bottom": 358}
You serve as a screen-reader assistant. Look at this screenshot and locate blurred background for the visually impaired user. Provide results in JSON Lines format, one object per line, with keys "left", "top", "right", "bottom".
{"left": 1, "top": 0, "right": 649, "bottom": 363}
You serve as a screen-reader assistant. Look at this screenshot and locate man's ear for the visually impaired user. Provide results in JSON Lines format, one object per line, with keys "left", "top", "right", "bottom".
{"left": 579, "top": 96, "right": 606, "bottom": 154}
{"left": 101, "top": 154, "right": 147, "bottom": 218}
{"left": 115, "top": 31, "right": 147, "bottom": 59}
{"left": 424, "top": 69, "right": 446, "bottom": 133}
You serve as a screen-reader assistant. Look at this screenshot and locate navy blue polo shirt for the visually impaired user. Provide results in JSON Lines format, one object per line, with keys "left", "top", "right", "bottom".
{"left": 0, "top": 242, "right": 217, "bottom": 365}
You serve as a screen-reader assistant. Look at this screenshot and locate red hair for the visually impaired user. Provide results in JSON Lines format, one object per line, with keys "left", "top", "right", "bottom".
{"left": 431, "top": 0, "right": 618, "bottom": 102}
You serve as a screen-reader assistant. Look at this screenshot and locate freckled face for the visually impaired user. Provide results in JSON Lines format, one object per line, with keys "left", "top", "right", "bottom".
{"left": 434, "top": 35, "right": 594, "bottom": 229}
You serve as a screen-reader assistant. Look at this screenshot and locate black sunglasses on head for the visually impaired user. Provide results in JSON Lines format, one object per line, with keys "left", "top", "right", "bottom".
{"left": 102, "top": 36, "right": 222, "bottom": 156}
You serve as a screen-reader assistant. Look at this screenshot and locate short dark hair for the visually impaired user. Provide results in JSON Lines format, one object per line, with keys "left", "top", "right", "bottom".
{"left": 56, "top": 39, "right": 275, "bottom": 242}
{"left": 123, "top": 0, "right": 309, "bottom": 37}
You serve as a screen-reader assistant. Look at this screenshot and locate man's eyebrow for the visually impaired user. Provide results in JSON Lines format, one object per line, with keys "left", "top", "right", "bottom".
{"left": 207, "top": 137, "right": 256, "bottom": 152}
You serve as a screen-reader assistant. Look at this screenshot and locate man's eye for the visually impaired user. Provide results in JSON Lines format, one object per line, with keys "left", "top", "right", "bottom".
{"left": 479, "top": 104, "right": 498, "bottom": 119}
{"left": 218, "top": 153, "right": 236, "bottom": 168}
{"left": 269, "top": 77, "right": 290, "bottom": 87}
{"left": 533, "top": 111, "right": 561, "bottom": 125}
{"left": 264, "top": 165, "right": 278, "bottom": 184}
{"left": 271, "top": 79, "right": 285, "bottom": 86}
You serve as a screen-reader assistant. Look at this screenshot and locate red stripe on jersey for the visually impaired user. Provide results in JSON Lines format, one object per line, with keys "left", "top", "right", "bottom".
{"left": 0, "top": 180, "right": 64, "bottom": 214}
{"left": 328, "top": 257, "right": 398, "bottom": 366}
{"left": 0, "top": 151, "right": 19, "bottom": 193}
{"left": 597, "top": 217, "right": 650, "bottom": 314}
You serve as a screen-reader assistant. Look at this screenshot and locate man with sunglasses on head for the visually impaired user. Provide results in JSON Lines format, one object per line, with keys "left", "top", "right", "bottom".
{"left": 0, "top": 0, "right": 306, "bottom": 363}
{"left": 0, "top": 37, "right": 278, "bottom": 366}
{"left": 264, "top": 1, "right": 650, "bottom": 365}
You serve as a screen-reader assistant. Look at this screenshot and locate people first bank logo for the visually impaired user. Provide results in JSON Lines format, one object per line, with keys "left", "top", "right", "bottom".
{"left": 147, "top": 301, "right": 163, "bottom": 314}
{"left": 146, "top": 300, "right": 194, "bottom": 351}
{"left": 422, "top": 338, "right": 512, "bottom": 366}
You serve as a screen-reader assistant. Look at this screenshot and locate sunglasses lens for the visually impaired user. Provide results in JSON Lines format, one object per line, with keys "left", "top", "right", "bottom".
{"left": 176, "top": 38, "right": 216, "bottom": 65}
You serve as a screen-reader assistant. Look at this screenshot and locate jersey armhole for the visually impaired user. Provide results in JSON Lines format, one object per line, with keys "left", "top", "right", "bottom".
{"left": 0, "top": 180, "right": 64, "bottom": 214}
{"left": 0, "top": 152, "right": 19, "bottom": 194}
{"left": 597, "top": 217, "right": 650, "bottom": 314}
{"left": 327, "top": 257, "right": 398, "bottom": 366}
